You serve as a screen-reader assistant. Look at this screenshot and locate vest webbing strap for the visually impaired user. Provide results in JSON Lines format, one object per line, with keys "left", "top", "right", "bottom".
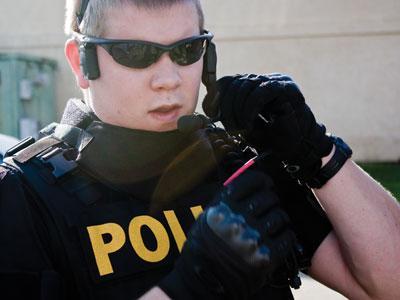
{"left": 5, "top": 157, "right": 94, "bottom": 300}
{"left": 14, "top": 136, "right": 62, "bottom": 164}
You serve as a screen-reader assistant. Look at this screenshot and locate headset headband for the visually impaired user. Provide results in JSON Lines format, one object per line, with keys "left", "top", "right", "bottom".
{"left": 76, "top": 0, "right": 90, "bottom": 27}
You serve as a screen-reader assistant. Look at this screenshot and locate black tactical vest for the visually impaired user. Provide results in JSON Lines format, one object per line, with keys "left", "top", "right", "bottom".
{"left": 2, "top": 99, "right": 296, "bottom": 299}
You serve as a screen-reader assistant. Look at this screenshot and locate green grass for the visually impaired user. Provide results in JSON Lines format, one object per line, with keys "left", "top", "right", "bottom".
{"left": 358, "top": 162, "right": 400, "bottom": 200}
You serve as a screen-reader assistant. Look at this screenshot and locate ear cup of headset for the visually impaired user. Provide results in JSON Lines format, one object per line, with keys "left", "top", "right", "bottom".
{"left": 79, "top": 43, "right": 100, "bottom": 80}
{"left": 202, "top": 41, "right": 219, "bottom": 119}
{"left": 202, "top": 41, "right": 217, "bottom": 87}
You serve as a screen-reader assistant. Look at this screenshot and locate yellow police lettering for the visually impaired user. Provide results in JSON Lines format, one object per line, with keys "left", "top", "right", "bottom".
{"left": 87, "top": 205, "right": 205, "bottom": 276}
{"left": 190, "top": 205, "right": 203, "bottom": 220}
{"left": 129, "top": 216, "right": 170, "bottom": 263}
{"left": 164, "top": 210, "right": 187, "bottom": 252}
{"left": 87, "top": 223, "right": 126, "bottom": 276}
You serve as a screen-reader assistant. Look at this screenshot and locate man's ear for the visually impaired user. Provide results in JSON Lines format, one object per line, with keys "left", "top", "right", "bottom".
{"left": 65, "top": 38, "right": 90, "bottom": 89}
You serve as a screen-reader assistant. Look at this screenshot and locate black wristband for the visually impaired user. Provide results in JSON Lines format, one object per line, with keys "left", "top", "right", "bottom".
{"left": 306, "top": 136, "right": 352, "bottom": 188}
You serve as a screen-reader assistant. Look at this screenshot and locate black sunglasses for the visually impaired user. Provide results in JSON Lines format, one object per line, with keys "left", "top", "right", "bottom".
{"left": 75, "top": 31, "right": 214, "bottom": 69}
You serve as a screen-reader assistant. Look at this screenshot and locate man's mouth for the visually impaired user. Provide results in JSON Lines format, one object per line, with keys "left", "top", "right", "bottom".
{"left": 148, "top": 104, "right": 182, "bottom": 122}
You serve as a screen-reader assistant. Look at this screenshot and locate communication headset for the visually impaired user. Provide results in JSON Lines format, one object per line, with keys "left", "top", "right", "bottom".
{"left": 76, "top": 0, "right": 219, "bottom": 119}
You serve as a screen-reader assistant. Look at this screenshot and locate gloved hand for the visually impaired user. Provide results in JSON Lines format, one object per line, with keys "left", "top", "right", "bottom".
{"left": 213, "top": 73, "right": 334, "bottom": 184}
{"left": 159, "top": 171, "right": 301, "bottom": 300}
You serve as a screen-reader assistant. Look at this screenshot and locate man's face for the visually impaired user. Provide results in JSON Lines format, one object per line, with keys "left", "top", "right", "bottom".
{"left": 87, "top": 2, "right": 203, "bottom": 132}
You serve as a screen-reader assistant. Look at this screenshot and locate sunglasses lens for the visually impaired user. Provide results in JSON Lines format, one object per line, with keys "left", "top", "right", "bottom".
{"left": 171, "top": 38, "right": 207, "bottom": 66}
{"left": 103, "top": 36, "right": 208, "bottom": 68}
{"left": 110, "top": 43, "right": 162, "bottom": 68}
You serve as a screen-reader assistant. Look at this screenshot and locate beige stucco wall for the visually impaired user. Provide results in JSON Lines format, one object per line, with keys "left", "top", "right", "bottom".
{"left": 0, "top": 1, "right": 73, "bottom": 116}
{"left": 1, "top": 0, "right": 399, "bottom": 161}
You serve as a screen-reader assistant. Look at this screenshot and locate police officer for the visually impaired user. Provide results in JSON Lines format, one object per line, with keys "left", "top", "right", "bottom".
{"left": 1, "top": 0, "right": 400, "bottom": 300}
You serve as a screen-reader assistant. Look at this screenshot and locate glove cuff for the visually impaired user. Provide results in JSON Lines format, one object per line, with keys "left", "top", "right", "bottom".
{"left": 306, "top": 136, "right": 352, "bottom": 188}
{"left": 282, "top": 136, "right": 331, "bottom": 182}
{"left": 284, "top": 135, "right": 351, "bottom": 188}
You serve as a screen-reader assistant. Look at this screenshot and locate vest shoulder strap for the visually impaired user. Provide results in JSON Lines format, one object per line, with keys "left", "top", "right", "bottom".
{"left": 3, "top": 138, "right": 97, "bottom": 300}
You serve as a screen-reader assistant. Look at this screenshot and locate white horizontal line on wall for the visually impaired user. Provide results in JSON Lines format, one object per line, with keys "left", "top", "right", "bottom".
{"left": 0, "top": 30, "right": 399, "bottom": 50}
{"left": 214, "top": 30, "right": 400, "bottom": 42}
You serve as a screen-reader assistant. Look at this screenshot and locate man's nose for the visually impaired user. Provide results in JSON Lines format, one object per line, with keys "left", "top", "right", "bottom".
{"left": 150, "top": 53, "right": 182, "bottom": 91}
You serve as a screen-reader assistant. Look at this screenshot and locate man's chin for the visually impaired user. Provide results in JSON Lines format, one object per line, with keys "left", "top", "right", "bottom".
{"left": 152, "top": 122, "right": 179, "bottom": 132}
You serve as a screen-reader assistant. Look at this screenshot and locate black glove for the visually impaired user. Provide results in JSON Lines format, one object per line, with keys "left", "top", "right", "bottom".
{"left": 214, "top": 73, "right": 334, "bottom": 184}
{"left": 159, "top": 171, "right": 301, "bottom": 299}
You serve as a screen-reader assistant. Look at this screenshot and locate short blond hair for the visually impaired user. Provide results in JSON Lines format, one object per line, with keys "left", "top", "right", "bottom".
{"left": 65, "top": 0, "right": 205, "bottom": 36}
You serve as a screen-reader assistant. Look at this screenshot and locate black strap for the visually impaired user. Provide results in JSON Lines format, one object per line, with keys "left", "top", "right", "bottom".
{"left": 5, "top": 157, "right": 94, "bottom": 300}
{"left": 14, "top": 136, "right": 61, "bottom": 164}
{"left": 307, "top": 136, "right": 352, "bottom": 188}
{"left": 76, "top": 0, "right": 90, "bottom": 27}
{"left": 4, "top": 136, "right": 36, "bottom": 158}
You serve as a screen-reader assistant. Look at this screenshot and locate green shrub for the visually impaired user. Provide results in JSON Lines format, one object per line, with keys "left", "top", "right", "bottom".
{"left": 358, "top": 163, "right": 400, "bottom": 200}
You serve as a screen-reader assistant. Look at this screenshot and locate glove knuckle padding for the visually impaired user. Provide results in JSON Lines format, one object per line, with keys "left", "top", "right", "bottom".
{"left": 282, "top": 80, "right": 305, "bottom": 103}
{"left": 162, "top": 171, "right": 302, "bottom": 298}
{"left": 206, "top": 204, "right": 266, "bottom": 264}
{"left": 264, "top": 73, "right": 293, "bottom": 82}
{"left": 182, "top": 205, "right": 269, "bottom": 297}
